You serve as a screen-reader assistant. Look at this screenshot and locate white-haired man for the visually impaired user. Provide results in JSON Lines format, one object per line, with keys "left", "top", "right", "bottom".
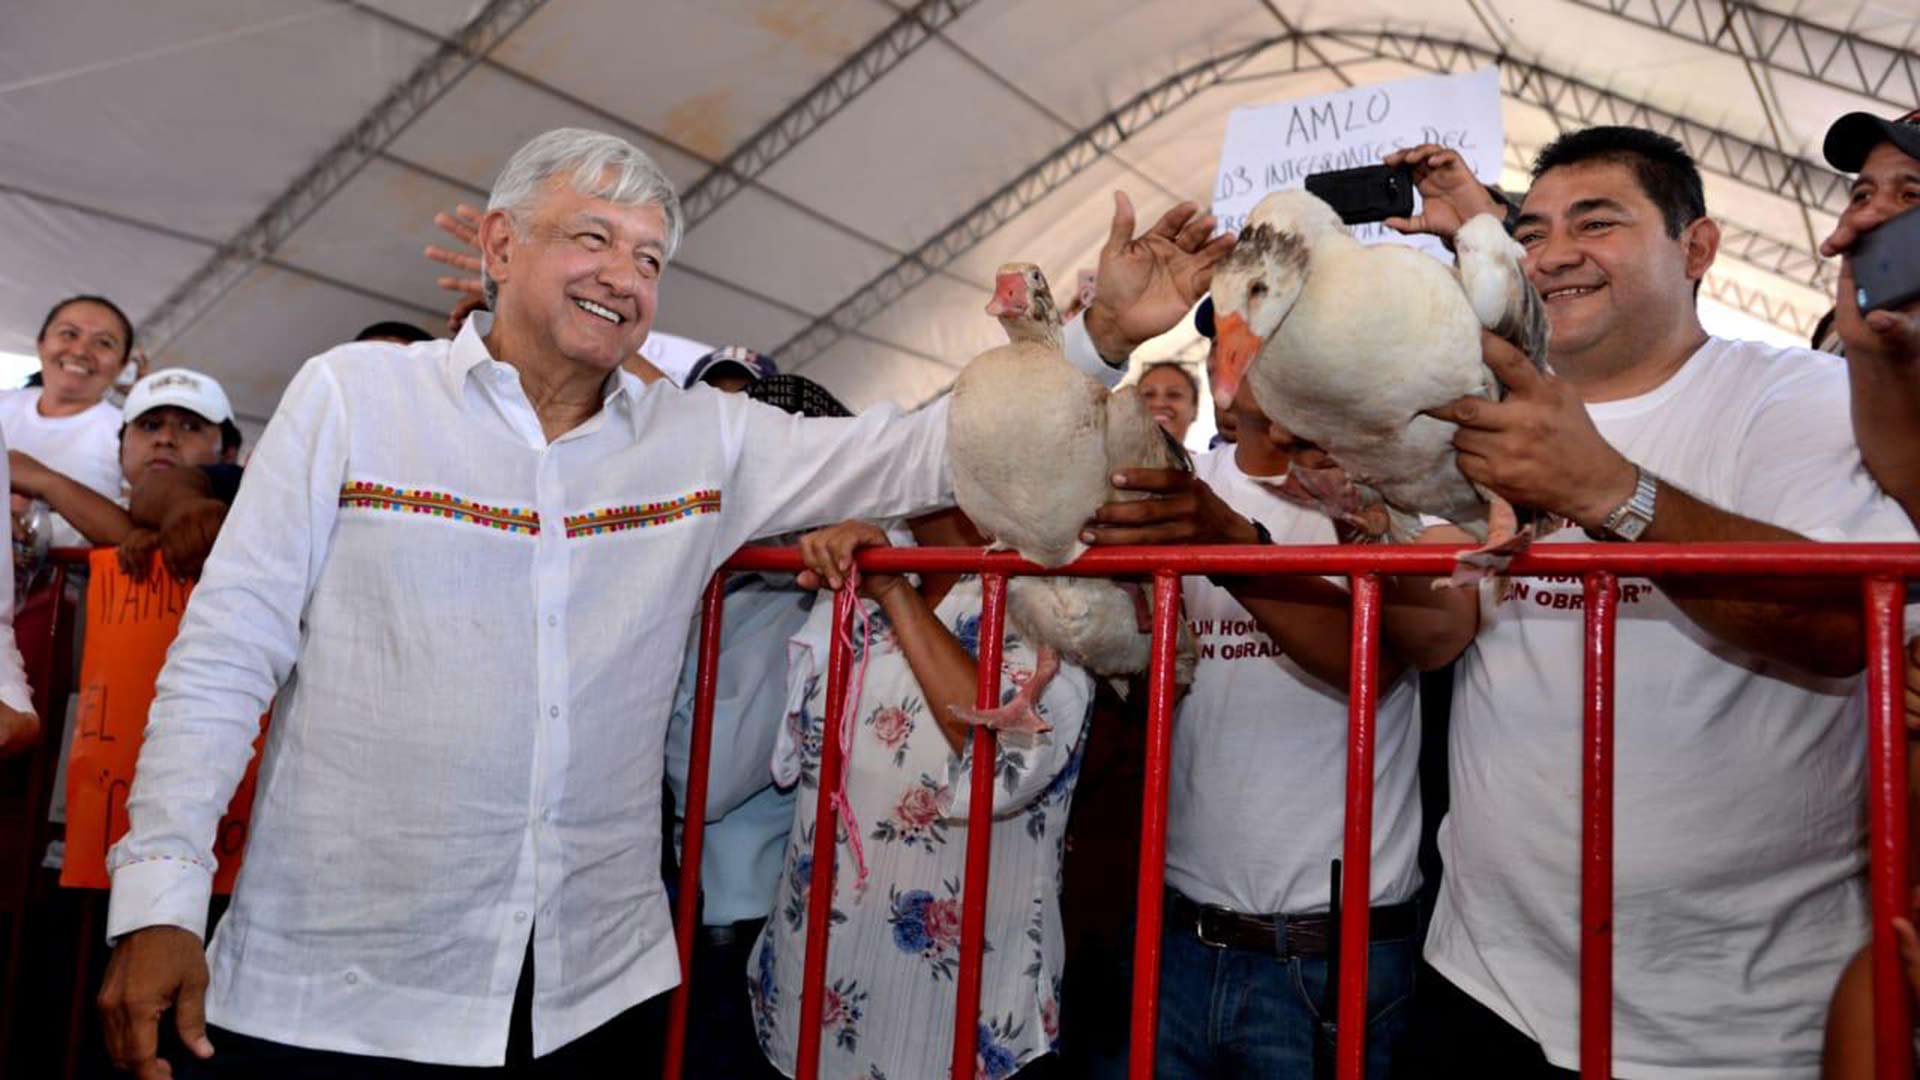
{"left": 96, "top": 128, "right": 1233, "bottom": 1078}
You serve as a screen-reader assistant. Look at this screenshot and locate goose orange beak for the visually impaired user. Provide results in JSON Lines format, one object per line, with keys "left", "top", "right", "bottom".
{"left": 1212, "top": 312, "right": 1262, "bottom": 408}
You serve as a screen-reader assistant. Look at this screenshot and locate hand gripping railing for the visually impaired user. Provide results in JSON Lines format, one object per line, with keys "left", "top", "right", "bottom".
{"left": 661, "top": 542, "right": 1920, "bottom": 1080}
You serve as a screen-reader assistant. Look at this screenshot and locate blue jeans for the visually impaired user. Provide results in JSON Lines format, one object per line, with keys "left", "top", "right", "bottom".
{"left": 1085, "top": 900, "right": 1417, "bottom": 1079}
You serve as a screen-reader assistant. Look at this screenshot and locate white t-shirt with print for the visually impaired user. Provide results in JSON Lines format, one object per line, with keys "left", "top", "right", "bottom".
{"left": 1167, "top": 448, "right": 1422, "bottom": 916}
{"left": 0, "top": 388, "right": 122, "bottom": 545}
{"left": 1427, "top": 337, "right": 1919, "bottom": 1078}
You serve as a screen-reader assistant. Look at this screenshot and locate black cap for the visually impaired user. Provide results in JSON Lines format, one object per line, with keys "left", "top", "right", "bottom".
{"left": 1823, "top": 108, "right": 1920, "bottom": 173}
{"left": 1194, "top": 296, "right": 1215, "bottom": 340}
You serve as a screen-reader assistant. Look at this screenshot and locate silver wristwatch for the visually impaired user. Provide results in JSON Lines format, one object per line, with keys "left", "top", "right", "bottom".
{"left": 1586, "top": 467, "right": 1658, "bottom": 542}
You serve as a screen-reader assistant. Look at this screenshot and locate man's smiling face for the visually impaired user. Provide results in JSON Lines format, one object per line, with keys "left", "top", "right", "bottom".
{"left": 488, "top": 175, "right": 668, "bottom": 375}
{"left": 1514, "top": 159, "right": 1709, "bottom": 365}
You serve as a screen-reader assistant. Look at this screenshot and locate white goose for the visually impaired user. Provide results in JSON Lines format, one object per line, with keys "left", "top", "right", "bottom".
{"left": 1207, "top": 191, "right": 1550, "bottom": 580}
{"left": 946, "top": 263, "right": 1195, "bottom": 729}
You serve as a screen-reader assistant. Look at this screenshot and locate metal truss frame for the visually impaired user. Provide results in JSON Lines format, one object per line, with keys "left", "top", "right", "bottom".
{"left": 780, "top": 28, "right": 1847, "bottom": 370}
{"left": 772, "top": 35, "right": 1311, "bottom": 371}
{"left": 1566, "top": 0, "right": 1920, "bottom": 109}
{"left": 1714, "top": 219, "right": 1834, "bottom": 293}
{"left": 679, "top": 0, "right": 981, "bottom": 230}
{"left": 1702, "top": 272, "right": 1822, "bottom": 337}
{"left": 1346, "top": 29, "right": 1854, "bottom": 217}
{"left": 138, "top": 0, "right": 549, "bottom": 352}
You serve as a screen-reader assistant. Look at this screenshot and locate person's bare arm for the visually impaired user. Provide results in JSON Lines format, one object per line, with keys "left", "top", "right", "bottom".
{"left": 1431, "top": 334, "right": 1869, "bottom": 679}
{"left": 1087, "top": 469, "right": 1419, "bottom": 686}
{"left": 795, "top": 521, "right": 981, "bottom": 753}
{"left": 10, "top": 450, "right": 131, "bottom": 545}
{"left": 1377, "top": 525, "right": 1483, "bottom": 672}
{"left": 125, "top": 467, "right": 230, "bottom": 581}
{"left": 1218, "top": 572, "right": 1409, "bottom": 691}
{"left": 128, "top": 464, "right": 212, "bottom": 529}
{"left": 874, "top": 580, "right": 984, "bottom": 754}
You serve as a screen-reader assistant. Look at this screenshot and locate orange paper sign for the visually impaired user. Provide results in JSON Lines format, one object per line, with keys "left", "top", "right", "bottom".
{"left": 61, "top": 549, "right": 267, "bottom": 892}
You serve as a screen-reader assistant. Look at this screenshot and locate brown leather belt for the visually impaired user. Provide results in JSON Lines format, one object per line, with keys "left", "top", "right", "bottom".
{"left": 1166, "top": 890, "right": 1418, "bottom": 958}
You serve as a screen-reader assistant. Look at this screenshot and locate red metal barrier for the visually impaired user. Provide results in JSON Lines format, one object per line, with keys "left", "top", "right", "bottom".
{"left": 662, "top": 542, "right": 1920, "bottom": 1080}
{"left": 952, "top": 573, "right": 1008, "bottom": 1076}
{"left": 1580, "top": 572, "right": 1618, "bottom": 1078}
{"left": 1337, "top": 573, "right": 1382, "bottom": 1078}
{"left": 794, "top": 585, "right": 858, "bottom": 1079}
{"left": 662, "top": 574, "right": 727, "bottom": 1080}
{"left": 1129, "top": 571, "right": 1183, "bottom": 1078}
{"left": 1865, "top": 577, "right": 1912, "bottom": 1080}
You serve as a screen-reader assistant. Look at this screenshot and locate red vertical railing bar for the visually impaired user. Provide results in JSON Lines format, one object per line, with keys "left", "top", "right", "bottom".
{"left": 1864, "top": 577, "right": 1911, "bottom": 1080}
{"left": 1334, "top": 574, "right": 1382, "bottom": 1079}
{"left": 662, "top": 575, "right": 728, "bottom": 1080}
{"left": 1127, "top": 571, "right": 1184, "bottom": 1079}
{"left": 796, "top": 586, "right": 860, "bottom": 1080}
{"left": 951, "top": 573, "right": 1010, "bottom": 1077}
{"left": 1579, "top": 572, "right": 1618, "bottom": 1080}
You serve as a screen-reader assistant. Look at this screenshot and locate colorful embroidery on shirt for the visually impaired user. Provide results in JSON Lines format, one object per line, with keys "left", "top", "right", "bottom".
{"left": 563, "top": 489, "right": 721, "bottom": 538}
{"left": 338, "top": 482, "right": 541, "bottom": 535}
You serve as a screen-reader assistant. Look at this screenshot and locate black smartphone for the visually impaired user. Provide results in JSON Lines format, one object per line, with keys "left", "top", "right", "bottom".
{"left": 1852, "top": 205, "right": 1920, "bottom": 314}
{"left": 1303, "top": 164, "right": 1415, "bottom": 225}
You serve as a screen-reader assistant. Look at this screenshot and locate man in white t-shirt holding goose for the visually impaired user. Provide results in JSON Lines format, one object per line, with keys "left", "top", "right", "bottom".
{"left": 1382, "top": 127, "right": 1917, "bottom": 1077}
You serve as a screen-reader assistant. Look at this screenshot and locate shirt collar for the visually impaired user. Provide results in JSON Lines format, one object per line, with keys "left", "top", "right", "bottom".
{"left": 445, "top": 310, "right": 635, "bottom": 423}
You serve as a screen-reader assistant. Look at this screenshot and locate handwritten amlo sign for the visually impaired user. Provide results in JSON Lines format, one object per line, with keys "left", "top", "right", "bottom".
{"left": 1212, "top": 65, "right": 1506, "bottom": 259}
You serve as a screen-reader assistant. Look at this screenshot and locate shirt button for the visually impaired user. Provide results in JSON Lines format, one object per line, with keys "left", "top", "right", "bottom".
{"left": 344, "top": 972, "right": 359, "bottom": 985}
{"left": 514, "top": 911, "right": 529, "bottom": 923}
{"left": 548, "top": 705, "right": 560, "bottom": 718}
{"left": 546, "top": 614, "right": 558, "bottom": 628}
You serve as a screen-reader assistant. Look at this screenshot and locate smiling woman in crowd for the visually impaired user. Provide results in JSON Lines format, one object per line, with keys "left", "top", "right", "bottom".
{"left": 1135, "top": 360, "right": 1200, "bottom": 446}
{"left": 0, "top": 295, "right": 135, "bottom": 546}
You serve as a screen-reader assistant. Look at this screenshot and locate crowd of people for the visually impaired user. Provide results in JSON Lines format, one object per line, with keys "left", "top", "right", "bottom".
{"left": 0, "top": 101, "right": 1913, "bottom": 1080}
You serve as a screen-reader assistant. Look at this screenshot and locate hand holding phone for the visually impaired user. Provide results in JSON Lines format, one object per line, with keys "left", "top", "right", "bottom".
{"left": 1850, "top": 205, "right": 1920, "bottom": 314}
{"left": 1304, "top": 164, "right": 1415, "bottom": 225}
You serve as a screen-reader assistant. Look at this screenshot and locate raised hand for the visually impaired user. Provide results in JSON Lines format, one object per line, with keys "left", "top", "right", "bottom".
{"left": 424, "top": 204, "right": 485, "bottom": 296}
{"left": 1084, "top": 192, "right": 1237, "bottom": 360}
{"left": 1382, "top": 144, "right": 1503, "bottom": 244}
{"left": 1833, "top": 258, "right": 1920, "bottom": 366}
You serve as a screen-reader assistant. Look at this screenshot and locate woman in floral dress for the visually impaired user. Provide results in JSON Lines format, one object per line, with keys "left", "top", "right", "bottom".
{"left": 748, "top": 510, "right": 1093, "bottom": 1080}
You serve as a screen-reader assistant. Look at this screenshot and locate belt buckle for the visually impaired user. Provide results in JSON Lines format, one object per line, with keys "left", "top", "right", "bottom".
{"left": 1194, "top": 905, "right": 1231, "bottom": 950}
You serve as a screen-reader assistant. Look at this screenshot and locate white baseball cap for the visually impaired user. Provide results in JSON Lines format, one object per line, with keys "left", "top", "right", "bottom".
{"left": 123, "top": 368, "right": 233, "bottom": 425}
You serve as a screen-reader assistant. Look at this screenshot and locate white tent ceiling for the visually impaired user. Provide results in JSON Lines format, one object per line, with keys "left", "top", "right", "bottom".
{"left": 1, "top": 0, "right": 1915, "bottom": 432}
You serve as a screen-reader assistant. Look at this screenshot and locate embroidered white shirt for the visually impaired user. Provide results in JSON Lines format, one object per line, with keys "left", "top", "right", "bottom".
{"left": 104, "top": 316, "right": 954, "bottom": 1065}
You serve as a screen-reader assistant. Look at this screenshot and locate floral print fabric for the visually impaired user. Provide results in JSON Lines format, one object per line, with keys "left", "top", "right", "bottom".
{"left": 751, "top": 577, "right": 1092, "bottom": 1079}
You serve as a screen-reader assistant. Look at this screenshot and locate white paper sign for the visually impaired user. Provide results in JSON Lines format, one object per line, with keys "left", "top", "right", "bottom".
{"left": 1212, "top": 66, "right": 1505, "bottom": 259}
